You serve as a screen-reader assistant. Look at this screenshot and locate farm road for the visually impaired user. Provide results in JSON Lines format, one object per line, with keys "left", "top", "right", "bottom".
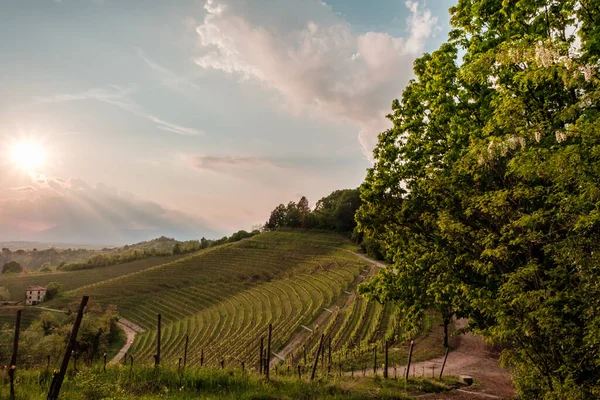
{"left": 112, "top": 318, "right": 145, "bottom": 363}
{"left": 270, "top": 250, "right": 381, "bottom": 365}
{"left": 355, "top": 319, "right": 514, "bottom": 399}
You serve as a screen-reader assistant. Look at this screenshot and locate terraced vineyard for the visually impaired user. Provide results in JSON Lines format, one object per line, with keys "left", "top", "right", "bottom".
{"left": 34, "top": 231, "right": 445, "bottom": 371}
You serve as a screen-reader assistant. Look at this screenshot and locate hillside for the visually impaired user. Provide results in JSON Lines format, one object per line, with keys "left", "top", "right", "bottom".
{"left": 0, "top": 254, "right": 190, "bottom": 302}
{"left": 45, "top": 231, "right": 446, "bottom": 372}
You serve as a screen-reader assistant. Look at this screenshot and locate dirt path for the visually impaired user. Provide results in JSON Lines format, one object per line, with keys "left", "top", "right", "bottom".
{"left": 33, "top": 306, "right": 67, "bottom": 313}
{"left": 345, "top": 250, "right": 386, "bottom": 269}
{"left": 111, "top": 318, "right": 145, "bottom": 363}
{"left": 359, "top": 320, "right": 514, "bottom": 399}
{"left": 270, "top": 252, "right": 380, "bottom": 365}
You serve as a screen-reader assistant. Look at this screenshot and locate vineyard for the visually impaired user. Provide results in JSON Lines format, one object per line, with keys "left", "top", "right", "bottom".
{"left": 0, "top": 231, "right": 464, "bottom": 399}
{"left": 37, "top": 231, "right": 446, "bottom": 373}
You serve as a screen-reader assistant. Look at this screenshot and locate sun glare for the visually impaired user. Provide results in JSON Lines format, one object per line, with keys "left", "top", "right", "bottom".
{"left": 9, "top": 140, "right": 46, "bottom": 172}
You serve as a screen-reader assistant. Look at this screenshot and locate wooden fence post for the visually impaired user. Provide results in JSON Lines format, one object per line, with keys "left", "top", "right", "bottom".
{"left": 328, "top": 337, "right": 332, "bottom": 364}
{"left": 297, "top": 364, "right": 301, "bottom": 379}
{"left": 103, "top": 353, "right": 107, "bottom": 372}
{"left": 310, "top": 334, "right": 324, "bottom": 381}
{"left": 384, "top": 340, "right": 388, "bottom": 379}
{"left": 155, "top": 314, "right": 161, "bottom": 366}
{"left": 405, "top": 340, "right": 414, "bottom": 381}
{"left": 373, "top": 346, "right": 377, "bottom": 375}
{"left": 200, "top": 349, "right": 204, "bottom": 367}
{"left": 303, "top": 345, "right": 307, "bottom": 365}
{"left": 183, "top": 335, "right": 189, "bottom": 368}
{"left": 266, "top": 324, "right": 272, "bottom": 379}
{"left": 241, "top": 361, "right": 245, "bottom": 372}
{"left": 259, "top": 337, "right": 264, "bottom": 374}
{"left": 439, "top": 347, "right": 449, "bottom": 380}
{"left": 47, "top": 295, "right": 89, "bottom": 400}
{"left": 9, "top": 309, "right": 22, "bottom": 400}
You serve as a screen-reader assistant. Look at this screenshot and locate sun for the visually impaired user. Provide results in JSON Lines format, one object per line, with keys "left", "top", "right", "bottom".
{"left": 9, "top": 140, "right": 46, "bottom": 172}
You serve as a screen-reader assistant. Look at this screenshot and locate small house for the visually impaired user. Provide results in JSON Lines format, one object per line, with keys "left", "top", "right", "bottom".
{"left": 26, "top": 285, "right": 47, "bottom": 306}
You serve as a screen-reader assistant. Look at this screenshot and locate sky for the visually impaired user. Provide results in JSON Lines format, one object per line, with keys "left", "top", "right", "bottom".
{"left": 0, "top": 0, "right": 455, "bottom": 245}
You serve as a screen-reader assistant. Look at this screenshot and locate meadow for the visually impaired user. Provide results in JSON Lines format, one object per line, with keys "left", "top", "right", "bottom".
{"left": 0, "top": 364, "right": 459, "bottom": 399}
{"left": 0, "top": 254, "right": 189, "bottom": 302}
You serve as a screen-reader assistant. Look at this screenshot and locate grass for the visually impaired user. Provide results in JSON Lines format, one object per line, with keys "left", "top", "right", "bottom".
{"left": 0, "top": 364, "right": 460, "bottom": 399}
{"left": 0, "top": 254, "right": 190, "bottom": 302}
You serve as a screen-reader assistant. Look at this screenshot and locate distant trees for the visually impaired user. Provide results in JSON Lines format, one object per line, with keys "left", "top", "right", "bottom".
{"left": 2, "top": 261, "right": 23, "bottom": 274}
{"left": 40, "top": 262, "right": 52, "bottom": 272}
{"left": 264, "top": 189, "right": 362, "bottom": 233}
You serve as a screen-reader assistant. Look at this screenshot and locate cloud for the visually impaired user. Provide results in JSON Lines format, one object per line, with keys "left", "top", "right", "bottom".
{"left": 0, "top": 175, "right": 221, "bottom": 244}
{"left": 190, "top": 155, "right": 280, "bottom": 172}
{"left": 194, "top": 0, "right": 437, "bottom": 157}
{"left": 36, "top": 85, "right": 203, "bottom": 136}
{"left": 135, "top": 47, "right": 202, "bottom": 91}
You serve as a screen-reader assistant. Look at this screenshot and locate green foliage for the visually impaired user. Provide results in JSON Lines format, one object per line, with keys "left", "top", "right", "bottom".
{"left": 1, "top": 261, "right": 22, "bottom": 274}
{"left": 357, "top": 1, "right": 600, "bottom": 398}
{"left": 0, "top": 364, "right": 457, "bottom": 399}
{"left": 0, "top": 304, "right": 118, "bottom": 367}
{"left": 265, "top": 189, "right": 362, "bottom": 234}
{"left": 0, "top": 286, "right": 10, "bottom": 301}
{"left": 0, "top": 254, "right": 188, "bottom": 302}
{"left": 45, "top": 281, "right": 62, "bottom": 301}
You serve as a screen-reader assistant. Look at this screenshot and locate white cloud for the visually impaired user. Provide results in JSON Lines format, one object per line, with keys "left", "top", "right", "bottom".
{"left": 194, "top": 0, "right": 437, "bottom": 158}
{"left": 36, "top": 85, "right": 204, "bottom": 136}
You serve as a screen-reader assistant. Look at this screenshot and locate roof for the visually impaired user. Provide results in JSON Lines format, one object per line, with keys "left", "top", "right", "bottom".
{"left": 27, "top": 285, "right": 47, "bottom": 291}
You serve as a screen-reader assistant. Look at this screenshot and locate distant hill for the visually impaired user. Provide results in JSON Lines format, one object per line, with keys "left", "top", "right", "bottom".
{"left": 0, "top": 236, "right": 198, "bottom": 272}
{"left": 0, "top": 241, "right": 109, "bottom": 251}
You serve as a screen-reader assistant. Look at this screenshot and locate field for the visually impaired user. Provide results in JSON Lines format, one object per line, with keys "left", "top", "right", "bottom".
{"left": 0, "top": 254, "right": 190, "bottom": 302}
{"left": 3, "top": 231, "right": 449, "bottom": 386}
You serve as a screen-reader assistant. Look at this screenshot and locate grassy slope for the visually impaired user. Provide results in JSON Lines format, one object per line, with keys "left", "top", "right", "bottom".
{"left": 48, "top": 231, "right": 367, "bottom": 366}
{"left": 3, "top": 231, "right": 448, "bottom": 382}
{"left": 0, "top": 254, "right": 189, "bottom": 302}
{"left": 0, "top": 365, "right": 459, "bottom": 399}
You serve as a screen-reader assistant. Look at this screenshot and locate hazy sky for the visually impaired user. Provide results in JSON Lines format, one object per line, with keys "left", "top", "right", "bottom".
{"left": 0, "top": 0, "right": 454, "bottom": 245}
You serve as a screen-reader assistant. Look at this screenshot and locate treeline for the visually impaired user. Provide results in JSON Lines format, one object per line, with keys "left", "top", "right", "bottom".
{"left": 265, "top": 189, "right": 360, "bottom": 232}
{"left": 0, "top": 247, "right": 92, "bottom": 272}
{"left": 263, "top": 189, "right": 385, "bottom": 260}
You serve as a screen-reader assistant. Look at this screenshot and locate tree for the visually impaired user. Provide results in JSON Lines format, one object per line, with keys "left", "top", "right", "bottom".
{"left": 0, "top": 286, "right": 10, "bottom": 301}
{"left": 265, "top": 204, "right": 286, "bottom": 229}
{"left": 40, "top": 262, "right": 52, "bottom": 272}
{"left": 172, "top": 243, "right": 182, "bottom": 255}
{"left": 45, "top": 282, "right": 62, "bottom": 301}
{"left": 2, "top": 261, "right": 22, "bottom": 274}
{"left": 229, "top": 230, "right": 252, "bottom": 242}
{"left": 357, "top": 0, "right": 600, "bottom": 397}
{"left": 284, "top": 201, "right": 301, "bottom": 228}
{"left": 297, "top": 196, "right": 310, "bottom": 228}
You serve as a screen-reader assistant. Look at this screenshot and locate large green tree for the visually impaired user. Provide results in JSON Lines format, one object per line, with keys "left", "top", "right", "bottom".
{"left": 357, "top": 1, "right": 600, "bottom": 398}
